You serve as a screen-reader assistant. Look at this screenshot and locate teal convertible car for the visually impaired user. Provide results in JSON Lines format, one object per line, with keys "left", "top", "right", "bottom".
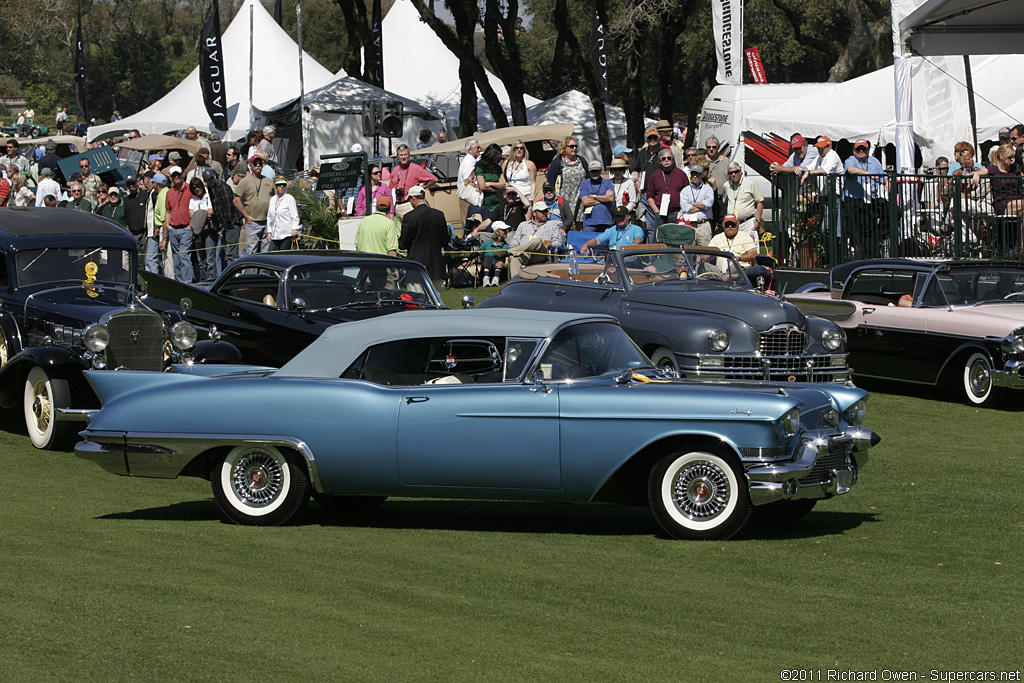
{"left": 76, "top": 308, "right": 880, "bottom": 539}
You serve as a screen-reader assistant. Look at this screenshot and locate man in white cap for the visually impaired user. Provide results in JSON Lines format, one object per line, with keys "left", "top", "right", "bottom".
{"left": 398, "top": 185, "right": 448, "bottom": 289}
{"left": 506, "top": 201, "right": 565, "bottom": 278}
{"left": 580, "top": 160, "right": 615, "bottom": 233}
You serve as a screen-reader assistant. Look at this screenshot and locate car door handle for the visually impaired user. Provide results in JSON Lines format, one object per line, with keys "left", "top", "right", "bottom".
{"left": 863, "top": 307, "right": 875, "bottom": 314}
{"left": 405, "top": 396, "right": 429, "bottom": 404}
{"left": 554, "top": 290, "right": 566, "bottom": 296}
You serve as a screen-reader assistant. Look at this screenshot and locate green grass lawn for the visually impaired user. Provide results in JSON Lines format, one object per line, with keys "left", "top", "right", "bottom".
{"left": 2, "top": 362, "right": 1022, "bottom": 679}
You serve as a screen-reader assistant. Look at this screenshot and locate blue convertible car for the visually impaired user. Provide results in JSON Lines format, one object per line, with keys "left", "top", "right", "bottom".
{"left": 76, "top": 309, "right": 880, "bottom": 539}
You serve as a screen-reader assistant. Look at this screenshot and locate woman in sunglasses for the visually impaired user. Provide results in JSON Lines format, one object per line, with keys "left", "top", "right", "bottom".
{"left": 545, "top": 136, "right": 588, "bottom": 229}
{"left": 502, "top": 140, "right": 537, "bottom": 201}
{"left": 353, "top": 165, "right": 393, "bottom": 218}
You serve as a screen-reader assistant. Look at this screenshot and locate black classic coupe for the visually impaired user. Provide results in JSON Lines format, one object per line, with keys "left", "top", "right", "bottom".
{"left": 479, "top": 245, "right": 851, "bottom": 384}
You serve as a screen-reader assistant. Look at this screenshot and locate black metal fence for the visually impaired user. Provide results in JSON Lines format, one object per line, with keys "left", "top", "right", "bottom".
{"left": 771, "top": 172, "right": 1024, "bottom": 270}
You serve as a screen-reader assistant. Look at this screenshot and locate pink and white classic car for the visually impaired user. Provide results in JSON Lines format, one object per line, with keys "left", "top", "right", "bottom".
{"left": 785, "top": 259, "right": 1024, "bottom": 407}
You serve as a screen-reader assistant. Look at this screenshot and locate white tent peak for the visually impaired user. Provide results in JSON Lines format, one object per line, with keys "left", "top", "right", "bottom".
{"left": 88, "top": 0, "right": 336, "bottom": 142}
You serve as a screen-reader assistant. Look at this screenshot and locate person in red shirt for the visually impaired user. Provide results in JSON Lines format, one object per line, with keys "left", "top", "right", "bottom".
{"left": 390, "top": 143, "right": 437, "bottom": 219}
{"left": 645, "top": 148, "right": 689, "bottom": 242}
{"left": 164, "top": 168, "right": 196, "bottom": 282}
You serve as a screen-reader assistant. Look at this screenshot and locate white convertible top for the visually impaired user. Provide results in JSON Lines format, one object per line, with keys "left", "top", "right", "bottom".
{"left": 275, "top": 307, "right": 615, "bottom": 378}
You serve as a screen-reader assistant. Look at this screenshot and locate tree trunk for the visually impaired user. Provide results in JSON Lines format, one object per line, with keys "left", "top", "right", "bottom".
{"left": 410, "top": 0, "right": 510, "bottom": 128}
{"left": 333, "top": 0, "right": 371, "bottom": 82}
{"left": 484, "top": 0, "right": 529, "bottom": 126}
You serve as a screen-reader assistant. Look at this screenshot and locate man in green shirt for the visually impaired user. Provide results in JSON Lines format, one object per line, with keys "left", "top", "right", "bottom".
{"left": 355, "top": 196, "right": 399, "bottom": 256}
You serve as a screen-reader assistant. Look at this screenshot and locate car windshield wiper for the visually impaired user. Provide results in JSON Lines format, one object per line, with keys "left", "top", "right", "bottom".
{"left": 324, "top": 298, "right": 443, "bottom": 312}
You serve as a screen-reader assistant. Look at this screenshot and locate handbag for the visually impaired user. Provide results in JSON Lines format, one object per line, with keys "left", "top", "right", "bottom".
{"left": 457, "top": 178, "right": 484, "bottom": 206}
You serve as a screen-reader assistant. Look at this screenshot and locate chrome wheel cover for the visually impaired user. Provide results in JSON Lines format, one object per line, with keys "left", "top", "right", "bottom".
{"left": 670, "top": 459, "right": 731, "bottom": 522}
{"left": 967, "top": 358, "right": 991, "bottom": 398}
{"left": 228, "top": 449, "right": 286, "bottom": 508}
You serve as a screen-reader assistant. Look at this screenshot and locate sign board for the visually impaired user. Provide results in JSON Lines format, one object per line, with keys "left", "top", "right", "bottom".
{"left": 317, "top": 153, "right": 367, "bottom": 192}
{"left": 57, "top": 147, "right": 125, "bottom": 183}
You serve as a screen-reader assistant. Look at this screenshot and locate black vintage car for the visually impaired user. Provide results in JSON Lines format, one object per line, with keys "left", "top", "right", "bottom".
{"left": 140, "top": 251, "right": 446, "bottom": 367}
{"left": 479, "top": 245, "right": 852, "bottom": 383}
{"left": 0, "top": 208, "right": 238, "bottom": 449}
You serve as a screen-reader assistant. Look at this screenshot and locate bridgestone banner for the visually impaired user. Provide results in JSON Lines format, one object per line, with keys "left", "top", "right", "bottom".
{"left": 712, "top": 0, "right": 743, "bottom": 86}
{"left": 200, "top": 0, "right": 229, "bottom": 131}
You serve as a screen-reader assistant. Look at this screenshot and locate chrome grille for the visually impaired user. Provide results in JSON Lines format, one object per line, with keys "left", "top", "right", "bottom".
{"left": 105, "top": 310, "right": 165, "bottom": 371}
{"left": 799, "top": 441, "right": 852, "bottom": 486}
{"left": 759, "top": 325, "right": 807, "bottom": 356}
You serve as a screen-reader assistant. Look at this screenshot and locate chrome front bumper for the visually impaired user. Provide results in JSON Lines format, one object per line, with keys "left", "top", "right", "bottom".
{"left": 744, "top": 429, "right": 880, "bottom": 506}
{"left": 992, "top": 361, "right": 1024, "bottom": 390}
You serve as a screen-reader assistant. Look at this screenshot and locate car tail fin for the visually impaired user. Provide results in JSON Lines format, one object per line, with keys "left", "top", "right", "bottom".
{"left": 83, "top": 370, "right": 205, "bottom": 406}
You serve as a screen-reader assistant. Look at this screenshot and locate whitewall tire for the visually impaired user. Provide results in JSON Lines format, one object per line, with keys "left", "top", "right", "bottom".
{"left": 212, "top": 444, "right": 310, "bottom": 525}
{"left": 648, "top": 450, "right": 752, "bottom": 540}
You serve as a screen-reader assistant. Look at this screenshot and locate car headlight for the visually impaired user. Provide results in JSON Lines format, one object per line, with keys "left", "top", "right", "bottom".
{"left": 844, "top": 399, "right": 867, "bottom": 426}
{"left": 170, "top": 321, "right": 198, "bottom": 350}
{"left": 82, "top": 323, "right": 110, "bottom": 352}
{"left": 1011, "top": 336, "right": 1024, "bottom": 353}
{"left": 782, "top": 407, "right": 801, "bottom": 435}
{"left": 707, "top": 329, "right": 730, "bottom": 352}
{"left": 821, "top": 328, "right": 842, "bottom": 351}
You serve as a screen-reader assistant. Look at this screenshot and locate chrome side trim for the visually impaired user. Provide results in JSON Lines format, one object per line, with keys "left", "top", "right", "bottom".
{"left": 55, "top": 407, "right": 94, "bottom": 422}
{"left": 76, "top": 431, "right": 325, "bottom": 493}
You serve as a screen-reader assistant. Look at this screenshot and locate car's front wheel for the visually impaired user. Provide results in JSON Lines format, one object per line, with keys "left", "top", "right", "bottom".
{"left": 962, "top": 351, "right": 999, "bottom": 406}
{"left": 24, "top": 366, "right": 74, "bottom": 450}
{"left": 648, "top": 450, "right": 752, "bottom": 540}
{"left": 649, "top": 347, "right": 679, "bottom": 375}
{"left": 212, "top": 444, "right": 310, "bottom": 525}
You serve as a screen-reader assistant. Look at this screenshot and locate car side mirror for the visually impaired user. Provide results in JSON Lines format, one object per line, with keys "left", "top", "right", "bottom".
{"left": 462, "top": 294, "right": 476, "bottom": 309}
{"left": 291, "top": 297, "right": 306, "bottom": 313}
{"left": 530, "top": 369, "right": 552, "bottom": 393}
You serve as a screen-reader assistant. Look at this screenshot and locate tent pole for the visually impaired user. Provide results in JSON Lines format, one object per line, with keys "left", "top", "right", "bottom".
{"left": 297, "top": 0, "right": 306, "bottom": 169}
{"left": 964, "top": 55, "right": 979, "bottom": 154}
{"left": 249, "top": 2, "right": 255, "bottom": 135}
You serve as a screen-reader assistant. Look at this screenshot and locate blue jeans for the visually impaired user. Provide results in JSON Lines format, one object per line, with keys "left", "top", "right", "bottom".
{"left": 200, "top": 230, "right": 221, "bottom": 282}
{"left": 168, "top": 227, "right": 194, "bottom": 283}
{"left": 144, "top": 235, "right": 163, "bottom": 274}
{"left": 222, "top": 225, "right": 240, "bottom": 267}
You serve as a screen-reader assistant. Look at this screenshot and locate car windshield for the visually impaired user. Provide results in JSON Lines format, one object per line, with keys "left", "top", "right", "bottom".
{"left": 535, "top": 321, "right": 649, "bottom": 380}
{"left": 15, "top": 248, "right": 133, "bottom": 288}
{"left": 618, "top": 249, "right": 749, "bottom": 286}
{"left": 288, "top": 263, "right": 443, "bottom": 310}
{"left": 931, "top": 266, "right": 1024, "bottom": 306}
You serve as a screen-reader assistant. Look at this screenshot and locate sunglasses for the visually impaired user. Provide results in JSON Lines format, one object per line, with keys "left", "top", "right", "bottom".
{"left": 566, "top": 144, "right": 578, "bottom": 149}
{"left": 80, "top": 164, "right": 89, "bottom": 168}
{"left": 660, "top": 156, "right": 673, "bottom": 161}
{"left": 251, "top": 160, "right": 264, "bottom": 165}
{"left": 728, "top": 170, "right": 741, "bottom": 175}
{"left": 686, "top": 152, "right": 697, "bottom": 157}
{"left": 854, "top": 146, "right": 868, "bottom": 152}
{"left": 514, "top": 146, "right": 525, "bottom": 151}
{"left": 71, "top": 189, "right": 82, "bottom": 193}
{"left": 724, "top": 222, "right": 738, "bottom": 227}
{"left": 706, "top": 145, "right": 719, "bottom": 150}
{"left": 371, "top": 170, "right": 381, "bottom": 175}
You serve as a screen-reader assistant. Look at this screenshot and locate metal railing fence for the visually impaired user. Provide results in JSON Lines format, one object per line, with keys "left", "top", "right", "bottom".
{"left": 771, "top": 171, "right": 1024, "bottom": 270}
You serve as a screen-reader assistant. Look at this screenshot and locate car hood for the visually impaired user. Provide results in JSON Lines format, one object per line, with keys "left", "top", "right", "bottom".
{"left": 24, "top": 286, "right": 143, "bottom": 322}
{"left": 949, "top": 303, "right": 1024, "bottom": 334}
{"left": 626, "top": 287, "right": 806, "bottom": 330}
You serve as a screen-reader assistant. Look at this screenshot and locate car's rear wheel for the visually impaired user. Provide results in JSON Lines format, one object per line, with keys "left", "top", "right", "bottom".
{"left": 24, "top": 366, "right": 74, "bottom": 450}
{"left": 0, "top": 331, "right": 9, "bottom": 369}
{"left": 212, "top": 444, "right": 310, "bottom": 525}
{"left": 648, "top": 450, "right": 752, "bottom": 540}
{"left": 649, "top": 347, "right": 679, "bottom": 375}
{"left": 962, "top": 351, "right": 999, "bottom": 406}
{"left": 312, "top": 493, "right": 388, "bottom": 513}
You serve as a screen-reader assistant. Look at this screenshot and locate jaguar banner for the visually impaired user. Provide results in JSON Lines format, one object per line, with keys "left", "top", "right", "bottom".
{"left": 200, "top": 0, "right": 229, "bottom": 131}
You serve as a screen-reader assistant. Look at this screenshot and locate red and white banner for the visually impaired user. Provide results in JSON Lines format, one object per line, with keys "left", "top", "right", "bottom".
{"left": 745, "top": 47, "right": 767, "bottom": 84}
{"left": 712, "top": 0, "right": 743, "bottom": 86}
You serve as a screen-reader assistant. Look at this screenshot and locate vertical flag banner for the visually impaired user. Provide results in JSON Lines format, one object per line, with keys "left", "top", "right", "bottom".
{"left": 74, "top": 7, "right": 88, "bottom": 120}
{"left": 712, "top": 0, "right": 743, "bottom": 86}
{"left": 274, "top": 0, "right": 283, "bottom": 25}
{"left": 745, "top": 47, "right": 767, "bottom": 84}
{"left": 369, "top": 0, "right": 384, "bottom": 88}
{"left": 590, "top": 0, "right": 609, "bottom": 99}
{"left": 200, "top": 0, "right": 229, "bottom": 131}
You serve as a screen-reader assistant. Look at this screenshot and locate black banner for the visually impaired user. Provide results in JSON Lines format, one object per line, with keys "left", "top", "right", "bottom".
{"left": 368, "top": 0, "right": 383, "bottom": 88}
{"left": 200, "top": 0, "right": 229, "bottom": 131}
{"left": 273, "top": 0, "right": 282, "bottom": 26}
{"left": 589, "top": 0, "right": 608, "bottom": 99}
{"left": 74, "top": 7, "right": 87, "bottom": 120}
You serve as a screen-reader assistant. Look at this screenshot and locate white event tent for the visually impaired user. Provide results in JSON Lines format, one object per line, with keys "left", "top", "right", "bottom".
{"left": 382, "top": 0, "right": 541, "bottom": 129}
{"left": 301, "top": 75, "right": 454, "bottom": 166}
{"left": 87, "top": 0, "right": 336, "bottom": 143}
{"left": 525, "top": 90, "right": 635, "bottom": 165}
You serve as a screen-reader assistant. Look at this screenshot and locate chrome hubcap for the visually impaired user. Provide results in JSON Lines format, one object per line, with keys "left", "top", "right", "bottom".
{"left": 672, "top": 461, "right": 730, "bottom": 521}
{"left": 32, "top": 386, "right": 50, "bottom": 426}
{"left": 969, "top": 361, "right": 991, "bottom": 397}
{"left": 230, "top": 451, "right": 284, "bottom": 507}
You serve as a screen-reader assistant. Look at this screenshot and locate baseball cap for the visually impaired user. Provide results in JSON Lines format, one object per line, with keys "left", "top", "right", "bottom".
{"left": 612, "top": 205, "right": 631, "bottom": 221}
{"left": 531, "top": 201, "right": 548, "bottom": 212}
{"left": 168, "top": 151, "right": 182, "bottom": 160}
{"left": 230, "top": 163, "right": 247, "bottom": 176}
{"left": 201, "top": 169, "right": 218, "bottom": 182}
{"left": 376, "top": 195, "right": 392, "bottom": 209}
{"left": 999, "top": 127, "right": 1011, "bottom": 139}
{"left": 274, "top": 176, "right": 288, "bottom": 185}
{"left": 407, "top": 185, "right": 425, "bottom": 198}
{"left": 588, "top": 160, "right": 603, "bottom": 171}
{"left": 612, "top": 144, "right": 633, "bottom": 156}
{"left": 688, "top": 164, "right": 706, "bottom": 175}
{"left": 151, "top": 173, "right": 168, "bottom": 185}
{"left": 165, "top": 166, "right": 182, "bottom": 177}
{"left": 249, "top": 155, "right": 264, "bottom": 163}
{"left": 125, "top": 174, "right": 138, "bottom": 184}
{"left": 542, "top": 181, "right": 554, "bottom": 191}
{"left": 644, "top": 128, "right": 659, "bottom": 139}
{"left": 815, "top": 136, "right": 832, "bottom": 148}
{"left": 790, "top": 134, "right": 806, "bottom": 148}
{"left": 723, "top": 213, "right": 739, "bottom": 226}
{"left": 853, "top": 139, "right": 870, "bottom": 149}
{"left": 491, "top": 220, "right": 510, "bottom": 232}
{"left": 107, "top": 187, "right": 120, "bottom": 196}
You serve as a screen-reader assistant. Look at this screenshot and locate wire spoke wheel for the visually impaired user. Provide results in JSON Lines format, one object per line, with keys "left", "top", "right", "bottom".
{"left": 213, "top": 444, "right": 310, "bottom": 525}
{"left": 23, "top": 366, "right": 73, "bottom": 450}
{"left": 649, "top": 450, "right": 751, "bottom": 540}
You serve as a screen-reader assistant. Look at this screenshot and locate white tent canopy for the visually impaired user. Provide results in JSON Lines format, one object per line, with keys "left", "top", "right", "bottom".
{"left": 900, "top": 0, "right": 1024, "bottom": 56}
{"left": 525, "top": 90, "right": 633, "bottom": 164}
{"left": 87, "top": 0, "right": 336, "bottom": 143}
{"left": 740, "top": 54, "right": 1024, "bottom": 166}
{"left": 300, "top": 76, "right": 453, "bottom": 166}
{"left": 382, "top": 0, "right": 541, "bottom": 129}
